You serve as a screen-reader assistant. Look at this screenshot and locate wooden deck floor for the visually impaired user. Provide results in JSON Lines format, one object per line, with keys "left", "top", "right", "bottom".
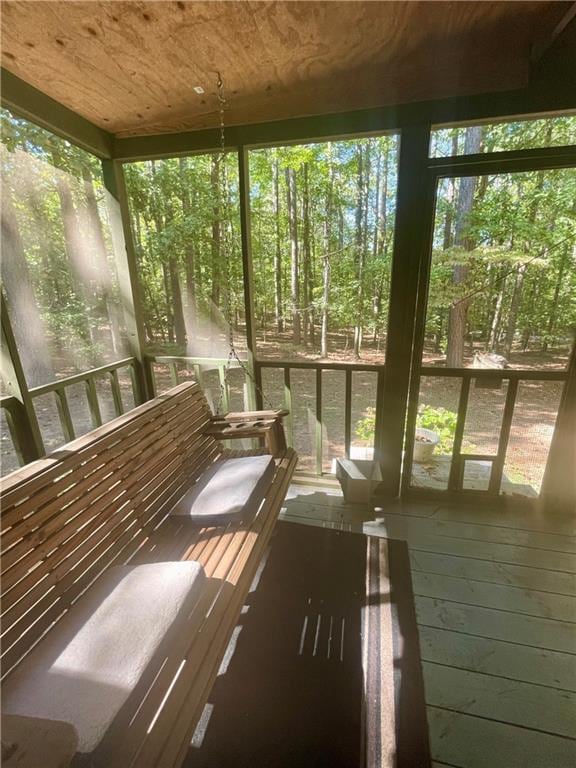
{"left": 280, "top": 482, "right": 576, "bottom": 768}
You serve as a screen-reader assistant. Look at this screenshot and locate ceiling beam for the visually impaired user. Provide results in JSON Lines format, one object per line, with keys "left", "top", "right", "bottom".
{"left": 112, "top": 82, "right": 576, "bottom": 162}
{"left": 1, "top": 66, "right": 574, "bottom": 163}
{"left": 1, "top": 69, "right": 114, "bottom": 158}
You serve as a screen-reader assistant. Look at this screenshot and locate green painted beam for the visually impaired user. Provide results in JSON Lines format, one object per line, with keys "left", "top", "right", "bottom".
{"left": 0, "top": 292, "right": 45, "bottom": 462}
{"left": 112, "top": 84, "right": 576, "bottom": 162}
{"left": 1, "top": 68, "right": 114, "bottom": 158}
{"left": 101, "top": 159, "right": 154, "bottom": 402}
{"left": 376, "top": 123, "right": 435, "bottom": 498}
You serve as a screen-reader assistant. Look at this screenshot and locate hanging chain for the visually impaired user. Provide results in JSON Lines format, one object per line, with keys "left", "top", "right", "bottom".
{"left": 213, "top": 73, "right": 274, "bottom": 414}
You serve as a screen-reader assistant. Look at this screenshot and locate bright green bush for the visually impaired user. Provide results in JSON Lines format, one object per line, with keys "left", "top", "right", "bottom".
{"left": 355, "top": 404, "right": 459, "bottom": 454}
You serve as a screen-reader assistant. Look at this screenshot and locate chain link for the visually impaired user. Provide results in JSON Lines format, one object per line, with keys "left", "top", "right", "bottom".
{"left": 213, "top": 73, "right": 274, "bottom": 414}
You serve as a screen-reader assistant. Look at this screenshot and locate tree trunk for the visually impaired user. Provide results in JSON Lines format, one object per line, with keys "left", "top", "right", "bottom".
{"left": 504, "top": 263, "right": 527, "bottom": 358}
{"left": 179, "top": 157, "right": 197, "bottom": 332}
{"left": 285, "top": 166, "right": 301, "bottom": 344}
{"left": 273, "top": 157, "right": 284, "bottom": 333}
{"left": 166, "top": 204, "right": 186, "bottom": 349}
{"left": 545, "top": 245, "right": 570, "bottom": 349}
{"left": 210, "top": 156, "right": 221, "bottom": 315}
{"left": 373, "top": 139, "right": 389, "bottom": 344}
{"left": 1, "top": 184, "right": 53, "bottom": 385}
{"left": 489, "top": 275, "right": 506, "bottom": 351}
{"left": 302, "top": 163, "right": 313, "bottom": 345}
{"left": 321, "top": 148, "right": 334, "bottom": 358}
{"left": 52, "top": 154, "right": 97, "bottom": 355}
{"left": 353, "top": 144, "right": 365, "bottom": 358}
{"left": 445, "top": 126, "right": 482, "bottom": 367}
{"left": 82, "top": 167, "right": 122, "bottom": 355}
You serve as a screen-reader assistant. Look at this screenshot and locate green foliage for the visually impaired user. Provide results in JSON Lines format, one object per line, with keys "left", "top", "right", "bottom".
{"left": 355, "top": 404, "right": 459, "bottom": 454}
{"left": 417, "top": 405, "right": 458, "bottom": 454}
{"left": 1, "top": 108, "right": 127, "bottom": 386}
{"left": 355, "top": 406, "right": 377, "bottom": 443}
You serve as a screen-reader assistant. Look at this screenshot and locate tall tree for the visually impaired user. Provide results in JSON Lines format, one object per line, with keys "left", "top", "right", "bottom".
{"left": 353, "top": 144, "right": 365, "bottom": 358}
{"left": 445, "top": 126, "right": 482, "bottom": 367}
{"left": 285, "top": 166, "right": 301, "bottom": 344}
{"left": 273, "top": 156, "right": 284, "bottom": 332}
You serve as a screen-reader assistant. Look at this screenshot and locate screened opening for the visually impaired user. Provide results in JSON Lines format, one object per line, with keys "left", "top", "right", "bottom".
{"left": 1, "top": 109, "right": 138, "bottom": 466}
{"left": 248, "top": 135, "right": 399, "bottom": 363}
{"left": 1, "top": 108, "right": 130, "bottom": 386}
{"left": 422, "top": 166, "right": 576, "bottom": 372}
{"left": 430, "top": 114, "right": 576, "bottom": 157}
{"left": 123, "top": 152, "right": 246, "bottom": 360}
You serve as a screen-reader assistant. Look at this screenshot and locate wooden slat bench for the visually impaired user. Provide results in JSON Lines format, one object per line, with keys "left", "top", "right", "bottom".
{"left": 0, "top": 382, "right": 297, "bottom": 768}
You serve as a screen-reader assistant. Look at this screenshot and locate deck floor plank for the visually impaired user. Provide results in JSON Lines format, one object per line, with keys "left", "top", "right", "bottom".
{"left": 427, "top": 707, "right": 576, "bottom": 768}
{"left": 282, "top": 488, "right": 576, "bottom": 768}
{"left": 422, "top": 662, "right": 576, "bottom": 738}
{"left": 418, "top": 625, "right": 576, "bottom": 690}
{"left": 411, "top": 571, "right": 576, "bottom": 621}
{"left": 409, "top": 550, "right": 576, "bottom": 596}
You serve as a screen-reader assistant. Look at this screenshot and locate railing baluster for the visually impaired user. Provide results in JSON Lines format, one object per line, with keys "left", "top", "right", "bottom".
{"left": 218, "top": 365, "right": 230, "bottom": 413}
{"left": 55, "top": 388, "right": 75, "bottom": 443}
{"left": 315, "top": 368, "right": 323, "bottom": 475}
{"left": 169, "top": 362, "right": 179, "bottom": 387}
{"left": 193, "top": 364, "right": 204, "bottom": 389}
{"left": 283, "top": 367, "right": 294, "bottom": 448}
{"left": 448, "top": 377, "right": 470, "bottom": 491}
{"left": 128, "top": 362, "right": 146, "bottom": 402}
{"left": 85, "top": 378, "right": 103, "bottom": 429}
{"left": 109, "top": 369, "right": 124, "bottom": 416}
{"left": 3, "top": 406, "right": 26, "bottom": 467}
{"left": 489, "top": 378, "right": 519, "bottom": 494}
{"left": 344, "top": 369, "right": 352, "bottom": 459}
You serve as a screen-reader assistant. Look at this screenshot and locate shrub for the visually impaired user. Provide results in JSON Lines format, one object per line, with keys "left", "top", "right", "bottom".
{"left": 355, "top": 404, "right": 459, "bottom": 454}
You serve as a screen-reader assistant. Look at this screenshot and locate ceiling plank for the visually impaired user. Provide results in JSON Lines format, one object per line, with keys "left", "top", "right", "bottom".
{"left": 0, "top": 1, "right": 565, "bottom": 138}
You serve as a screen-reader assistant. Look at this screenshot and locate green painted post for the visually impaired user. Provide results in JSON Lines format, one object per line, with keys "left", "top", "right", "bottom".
{"left": 109, "top": 369, "right": 124, "bottom": 416}
{"left": 315, "top": 367, "right": 323, "bottom": 475}
{"left": 344, "top": 369, "right": 352, "bottom": 459}
{"left": 0, "top": 293, "right": 44, "bottom": 461}
{"left": 85, "top": 378, "right": 103, "bottom": 428}
{"left": 376, "top": 124, "right": 435, "bottom": 498}
{"left": 283, "top": 367, "right": 294, "bottom": 448}
{"left": 101, "top": 159, "right": 154, "bottom": 404}
{"left": 169, "top": 363, "right": 179, "bottom": 388}
{"left": 55, "top": 388, "right": 75, "bottom": 443}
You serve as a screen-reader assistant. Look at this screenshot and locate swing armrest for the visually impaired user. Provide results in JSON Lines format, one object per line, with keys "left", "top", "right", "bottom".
{"left": 209, "top": 409, "right": 289, "bottom": 423}
{"left": 205, "top": 410, "right": 289, "bottom": 455}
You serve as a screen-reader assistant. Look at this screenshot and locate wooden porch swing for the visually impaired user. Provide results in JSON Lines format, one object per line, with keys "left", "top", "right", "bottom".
{"left": 1, "top": 67, "right": 296, "bottom": 766}
{"left": 1, "top": 381, "right": 296, "bottom": 767}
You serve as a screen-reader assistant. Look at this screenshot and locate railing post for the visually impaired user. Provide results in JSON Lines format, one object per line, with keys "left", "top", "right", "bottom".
{"left": 101, "top": 159, "right": 154, "bottom": 404}
{"left": 344, "top": 369, "right": 352, "bottom": 459}
{"left": 447, "top": 376, "right": 471, "bottom": 491}
{"left": 0, "top": 291, "right": 44, "bottom": 462}
{"left": 315, "top": 368, "right": 323, "bottom": 475}
{"left": 376, "top": 123, "right": 434, "bottom": 498}
{"left": 237, "top": 146, "right": 260, "bottom": 410}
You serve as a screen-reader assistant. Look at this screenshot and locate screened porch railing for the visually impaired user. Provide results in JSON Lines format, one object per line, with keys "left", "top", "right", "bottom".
{"left": 1, "top": 357, "right": 138, "bottom": 468}
{"left": 145, "top": 355, "right": 568, "bottom": 496}
{"left": 144, "top": 354, "right": 385, "bottom": 476}
{"left": 405, "top": 365, "right": 568, "bottom": 496}
{"left": 2, "top": 353, "right": 568, "bottom": 500}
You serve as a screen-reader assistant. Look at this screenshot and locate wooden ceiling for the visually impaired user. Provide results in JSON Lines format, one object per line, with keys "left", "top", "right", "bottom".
{"left": 0, "top": 1, "right": 571, "bottom": 138}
